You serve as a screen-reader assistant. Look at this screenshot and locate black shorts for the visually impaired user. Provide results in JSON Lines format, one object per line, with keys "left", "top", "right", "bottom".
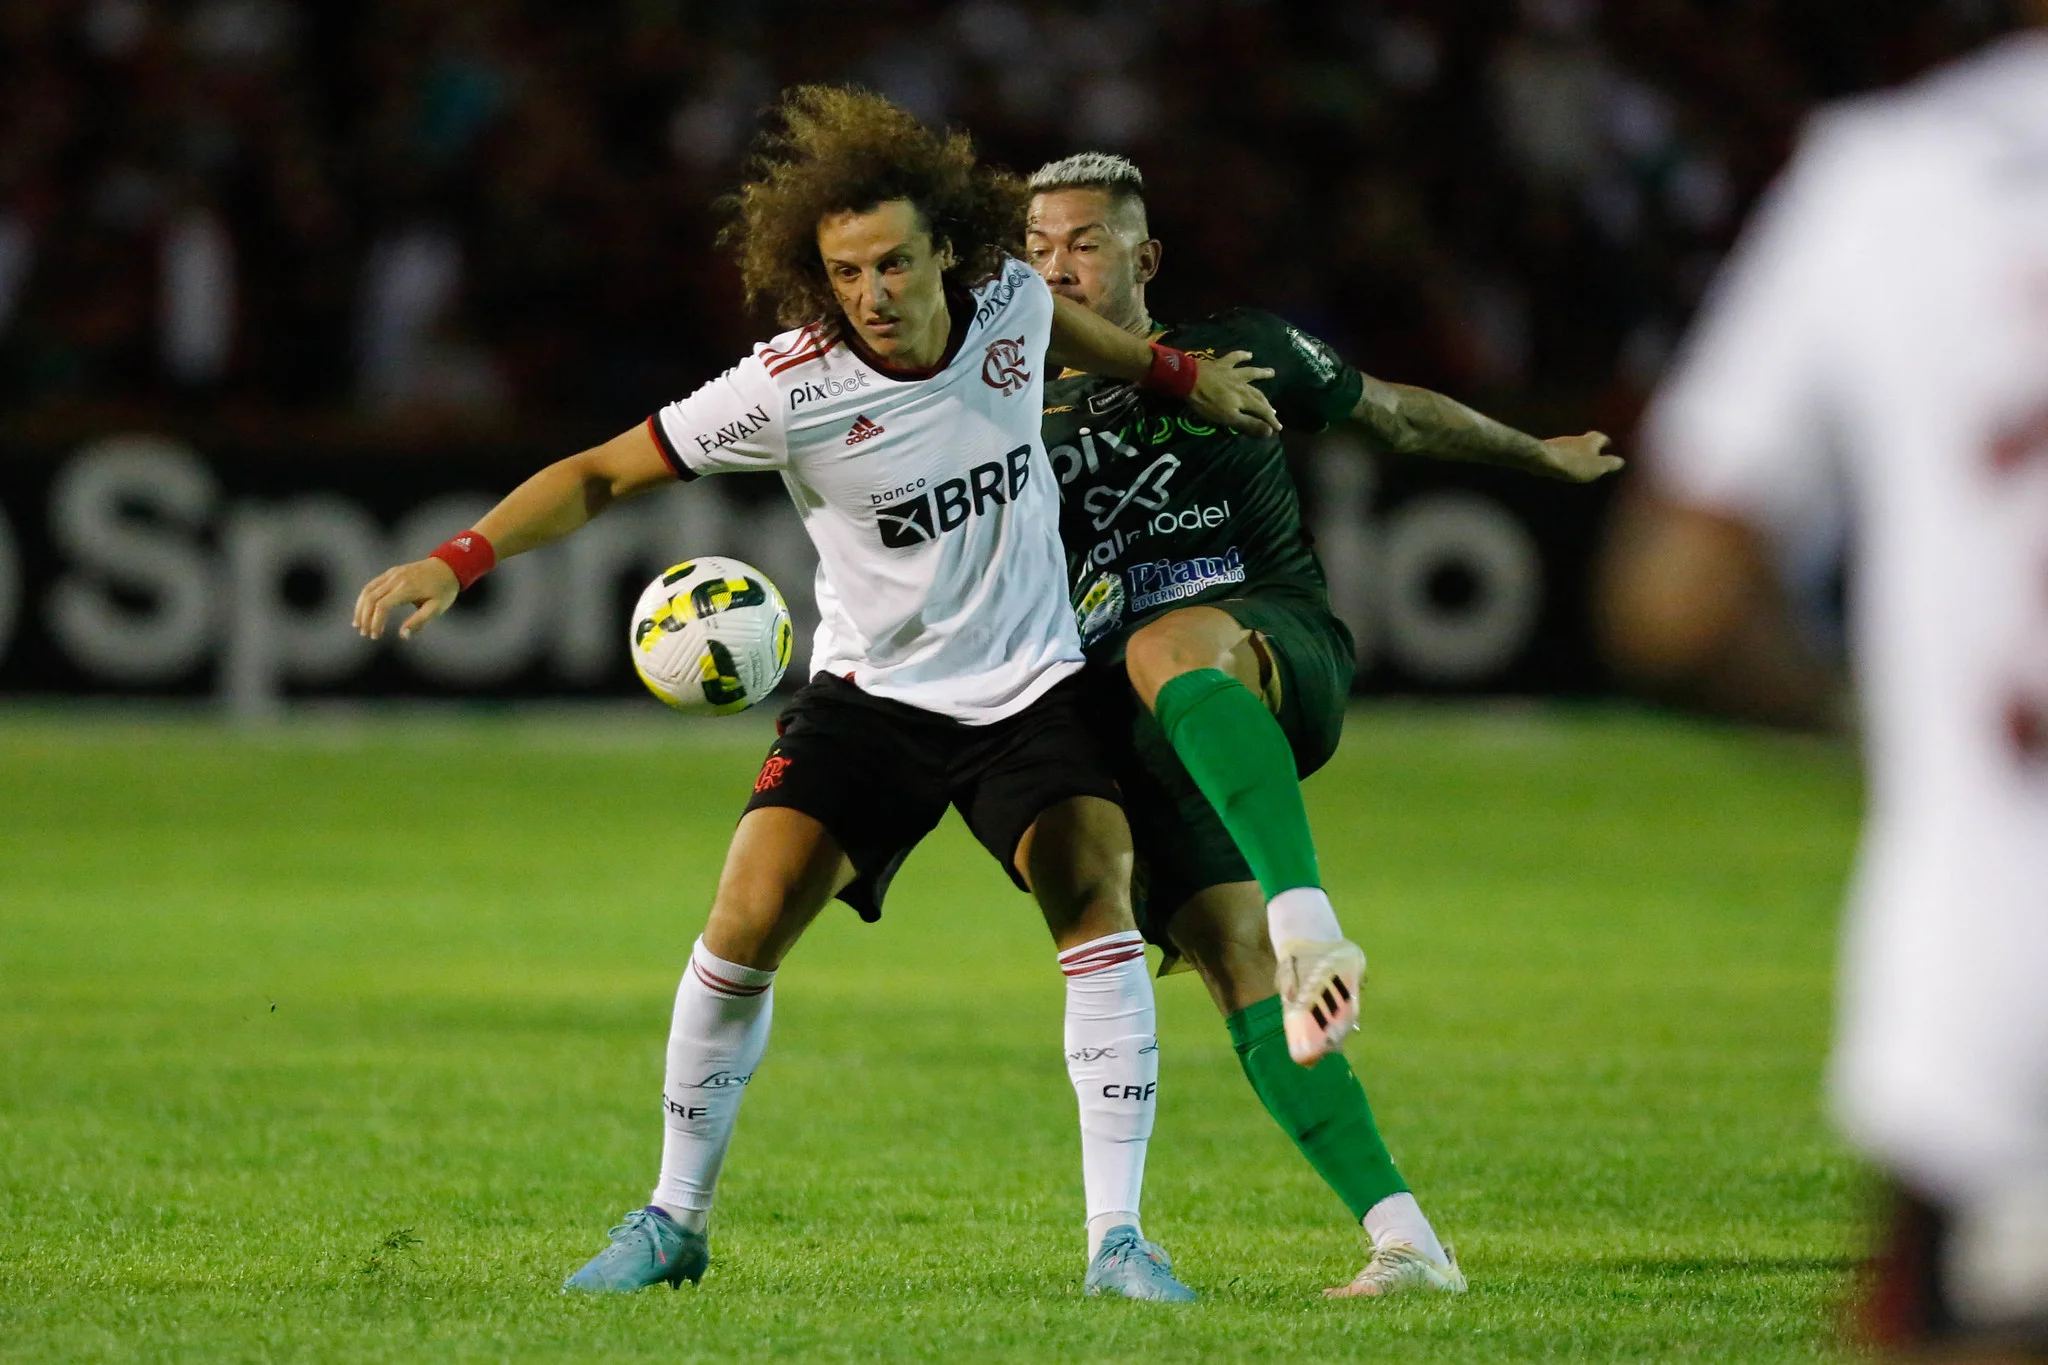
{"left": 744, "top": 671, "right": 1122, "bottom": 921}
{"left": 1086, "top": 590, "right": 1355, "bottom": 953}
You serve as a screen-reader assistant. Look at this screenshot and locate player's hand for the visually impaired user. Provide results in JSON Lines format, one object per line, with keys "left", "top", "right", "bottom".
{"left": 1537, "top": 431, "right": 1623, "bottom": 482}
{"left": 354, "top": 557, "right": 461, "bottom": 640}
{"left": 1190, "top": 351, "right": 1282, "bottom": 438}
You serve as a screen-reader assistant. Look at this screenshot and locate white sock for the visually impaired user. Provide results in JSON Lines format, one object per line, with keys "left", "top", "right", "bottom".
{"left": 1268, "top": 885, "right": 1342, "bottom": 946}
{"left": 1364, "top": 1191, "right": 1449, "bottom": 1268}
{"left": 1087, "top": 1210, "right": 1140, "bottom": 1257}
{"left": 650, "top": 937, "right": 775, "bottom": 1233}
{"left": 1058, "top": 930, "right": 1158, "bottom": 1262}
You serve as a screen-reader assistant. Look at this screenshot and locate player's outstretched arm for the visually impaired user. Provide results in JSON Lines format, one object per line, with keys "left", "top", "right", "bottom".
{"left": 1350, "top": 374, "right": 1622, "bottom": 482}
{"left": 1046, "top": 294, "right": 1282, "bottom": 437}
{"left": 353, "top": 422, "right": 675, "bottom": 641}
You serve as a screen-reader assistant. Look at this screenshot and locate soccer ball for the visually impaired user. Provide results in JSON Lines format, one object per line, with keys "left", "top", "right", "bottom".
{"left": 628, "top": 557, "right": 794, "bottom": 715}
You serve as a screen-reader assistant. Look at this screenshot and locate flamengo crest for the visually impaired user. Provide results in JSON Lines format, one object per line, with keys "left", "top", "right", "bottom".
{"left": 982, "top": 336, "right": 1031, "bottom": 394}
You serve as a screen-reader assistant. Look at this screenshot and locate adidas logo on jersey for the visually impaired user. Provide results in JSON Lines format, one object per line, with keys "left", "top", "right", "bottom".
{"left": 844, "top": 415, "right": 884, "bottom": 446}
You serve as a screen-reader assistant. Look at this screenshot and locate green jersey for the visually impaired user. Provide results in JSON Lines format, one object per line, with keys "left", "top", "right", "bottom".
{"left": 1041, "top": 308, "right": 1364, "bottom": 658}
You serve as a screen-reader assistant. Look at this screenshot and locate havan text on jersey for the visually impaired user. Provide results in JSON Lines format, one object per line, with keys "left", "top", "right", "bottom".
{"left": 694, "top": 404, "right": 773, "bottom": 459}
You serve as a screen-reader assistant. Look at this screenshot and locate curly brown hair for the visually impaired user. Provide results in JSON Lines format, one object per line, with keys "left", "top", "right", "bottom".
{"left": 720, "top": 85, "right": 1028, "bottom": 333}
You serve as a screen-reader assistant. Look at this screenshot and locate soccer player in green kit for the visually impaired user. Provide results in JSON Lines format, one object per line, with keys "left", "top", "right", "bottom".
{"left": 1025, "top": 153, "right": 1622, "bottom": 1297}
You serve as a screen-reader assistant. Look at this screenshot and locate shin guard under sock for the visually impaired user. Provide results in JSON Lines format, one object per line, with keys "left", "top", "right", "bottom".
{"left": 651, "top": 938, "right": 775, "bottom": 1230}
{"left": 1152, "top": 669, "right": 1320, "bottom": 898}
{"left": 1227, "top": 994, "right": 1405, "bottom": 1220}
{"left": 1060, "top": 931, "right": 1159, "bottom": 1259}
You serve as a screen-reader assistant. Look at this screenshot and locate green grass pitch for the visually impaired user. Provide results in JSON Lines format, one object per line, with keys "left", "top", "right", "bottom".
{"left": 0, "top": 703, "right": 1864, "bottom": 1362}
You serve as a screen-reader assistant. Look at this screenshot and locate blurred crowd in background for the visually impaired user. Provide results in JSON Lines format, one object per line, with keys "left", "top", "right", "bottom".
{"left": 0, "top": 0, "right": 2016, "bottom": 446}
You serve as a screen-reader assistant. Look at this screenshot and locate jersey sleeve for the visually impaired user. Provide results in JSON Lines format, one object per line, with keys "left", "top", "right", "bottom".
{"left": 972, "top": 257, "right": 1053, "bottom": 349}
{"left": 646, "top": 353, "right": 787, "bottom": 479}
{"left": 1235, "top": 312, "right": 1365, "bottom": 434}
{"left": 1644, "top": 114, "right": 1865, "bottom": 545}
{"left": 1014, "top": 259, "right": 1055, "bottom": 349}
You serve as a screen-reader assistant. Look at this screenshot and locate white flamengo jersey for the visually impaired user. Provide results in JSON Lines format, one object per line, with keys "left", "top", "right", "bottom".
{"left": 647, "top": 258, "right": 1080, "bottom": 723}
{"left": 1647, "top": 33, "right": 2048, "bottom": 1200}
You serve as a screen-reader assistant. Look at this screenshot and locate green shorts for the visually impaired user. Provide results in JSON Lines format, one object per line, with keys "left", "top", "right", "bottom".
{"left": 1085, "top": 591, "right": 1355, "bottom": 958}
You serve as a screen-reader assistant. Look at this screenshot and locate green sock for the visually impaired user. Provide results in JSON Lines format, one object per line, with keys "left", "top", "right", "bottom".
{"left": 1228, "top": 995, "right": 1406, "bottom": 1220}
{"left": 1152, "top": 669, "right": 1320, "bottom": 896}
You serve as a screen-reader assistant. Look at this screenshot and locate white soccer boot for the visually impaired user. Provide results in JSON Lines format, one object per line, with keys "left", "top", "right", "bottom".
{"left": 1324, "top": 1240, "right": 1466, "bottom": 1299}
{"left": 1274, "top": 937, "right": 1365, "bottom": 1066}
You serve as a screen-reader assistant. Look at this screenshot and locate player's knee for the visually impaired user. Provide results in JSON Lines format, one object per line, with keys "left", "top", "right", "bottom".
{"left": 702, "top": 884, "right": 786, "bottom": 967}
{"left": 1126, "top": 610, "right": 1255, "bottom": 710}
{"left": 1036, "top": 864, "right": 1136, "bottom": 945}
{"left": 1125, "top": 619, "right": 1204, "bottom": 704}
{"left": 1021, "top": 798, "right": 1136, "bottom": 944}
{"left": 1021, "top": 797, "right": 1129, "bottom": 885}
{"left": 705, "top": 856, "right": 821, "bottom": 967}
{"left": 708, "top": 861, "right": 784, "bottom": 922}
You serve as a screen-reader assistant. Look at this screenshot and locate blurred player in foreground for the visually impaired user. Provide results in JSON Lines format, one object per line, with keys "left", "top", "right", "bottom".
{"left": 1025, "top": 154, "right": 1621, "bottom": 1297}
{"left": 354, "top": 87, "right": 1280, "bottom": 1301}
{"left": 1600, "top": 15, "right": 2048, "bottom": 1359}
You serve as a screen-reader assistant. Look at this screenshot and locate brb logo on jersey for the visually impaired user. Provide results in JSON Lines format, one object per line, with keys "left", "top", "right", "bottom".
{"left": 875, "top": 443, "right": 1033, "bottom": 548}
{"left": 982, "top": 336, "right": 1031, "bottom": 395}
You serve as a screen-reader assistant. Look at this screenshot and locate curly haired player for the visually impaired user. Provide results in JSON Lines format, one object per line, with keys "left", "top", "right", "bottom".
{"left": 353, "top": 88, "right": 1279, "bottom": 1301}
{"left": 1025, "top": 152, "right": 1620, "bottom": 1297}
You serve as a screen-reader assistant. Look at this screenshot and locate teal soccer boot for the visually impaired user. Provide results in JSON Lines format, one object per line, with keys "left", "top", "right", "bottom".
{"left": 562, "top": 1207, "right": 708, "bottom": 1292}
{"left": 1083, "top": 1225, "right": 1198, "bottom": 1302}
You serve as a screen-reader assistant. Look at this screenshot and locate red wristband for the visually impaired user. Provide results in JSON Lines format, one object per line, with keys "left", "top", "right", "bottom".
{"left": 1141, "top": 342, "right": 1199, "bottom": 400}
{"left": 429, "top": 530, "right": 496, "bottom": 591}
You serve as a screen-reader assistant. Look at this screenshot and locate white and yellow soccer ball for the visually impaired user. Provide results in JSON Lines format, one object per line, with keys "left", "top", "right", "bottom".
{"left": 628, "top": 557, "right": 794, "bottom": 715}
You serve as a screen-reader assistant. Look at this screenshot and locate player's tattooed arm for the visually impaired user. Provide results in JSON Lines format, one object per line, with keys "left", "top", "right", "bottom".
{"left": 1047, "top": 294, "right": 1283, "bottom": 437}
{"left": 353, "top": 423, "right": 674, "bottom": 640}
{"left": 1349, "top": 374, "right": 1623, "bottom": 483}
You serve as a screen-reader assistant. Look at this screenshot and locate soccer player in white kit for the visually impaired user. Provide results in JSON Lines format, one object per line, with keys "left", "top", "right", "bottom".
{"left": 1600, "top": 14, "right": 2048, "bottom": 1356}
{"left": 353, "top": 87, "right": 1283, "bottom": 1300}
